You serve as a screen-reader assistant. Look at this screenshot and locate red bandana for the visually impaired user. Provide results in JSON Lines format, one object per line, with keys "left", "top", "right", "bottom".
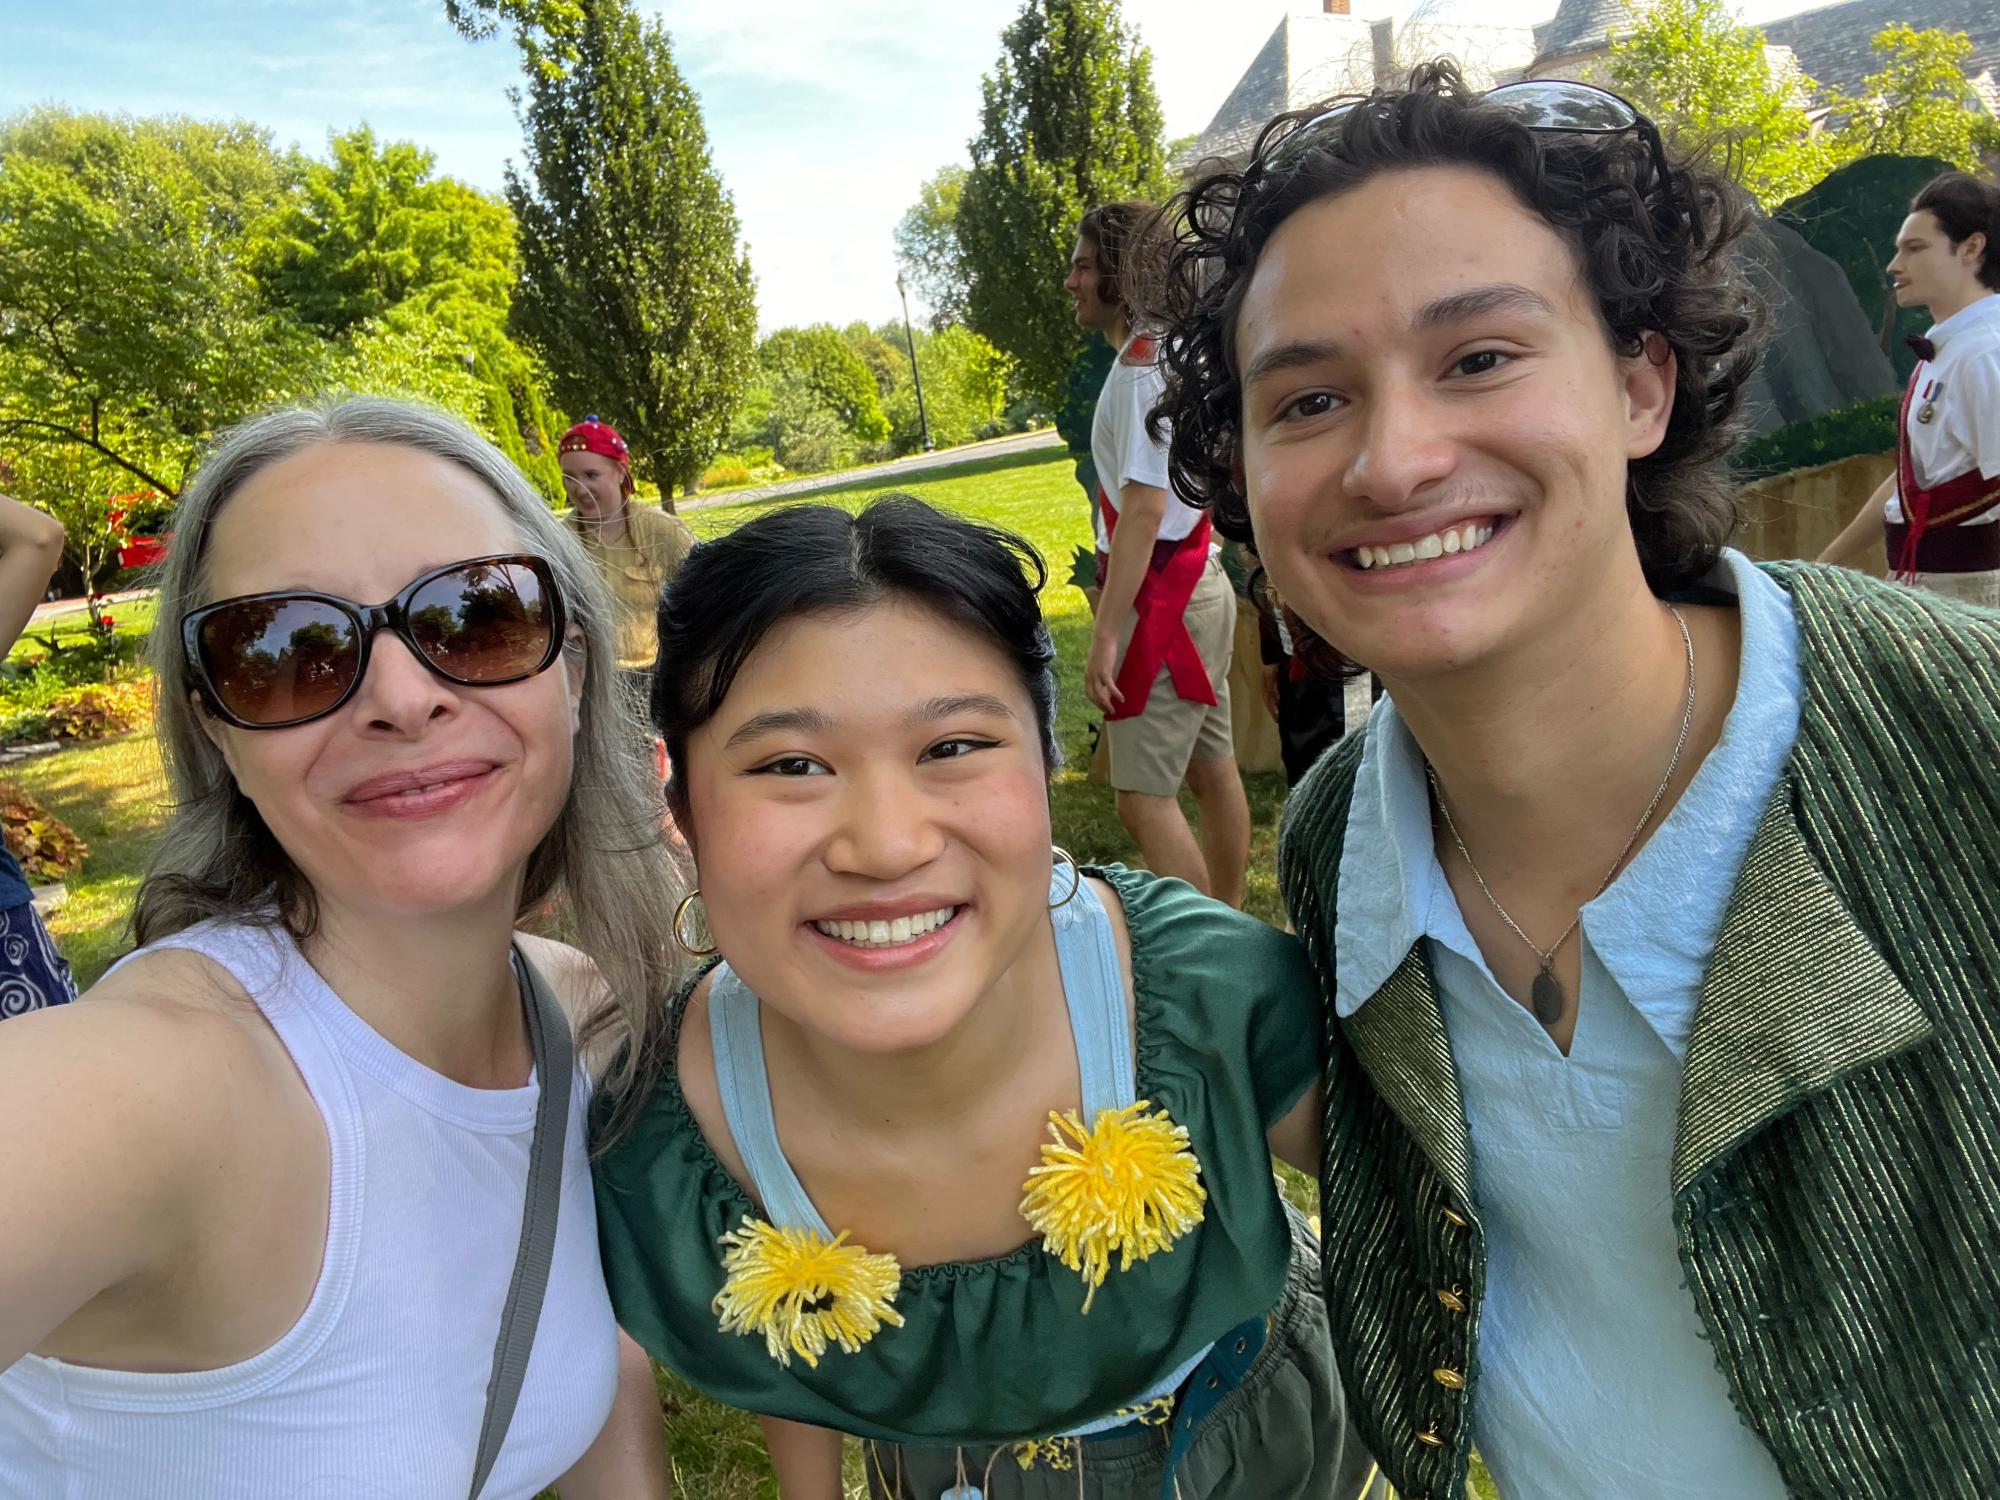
{"left": 558, "top": 415, "right": 633, "bottom": 495}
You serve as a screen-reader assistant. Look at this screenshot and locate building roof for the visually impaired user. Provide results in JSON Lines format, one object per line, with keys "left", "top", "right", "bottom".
{"left": 1532, "top": 0, "right": 1632, "bottom": 59}
{"left": 1185, "top": 6, "right": 1539, "bottom": 167}
{"left": 1763, "top": 0, "right": 1999, "bottom": 100}
{"left": 1194, "top": 15, "right": 1296, "bottom": 162}
{"left": 1185, "top": 10, "right": 1382, "bottom": 164}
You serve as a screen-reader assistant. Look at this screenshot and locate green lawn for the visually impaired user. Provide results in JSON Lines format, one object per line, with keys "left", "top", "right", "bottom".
{"left": 9, "top": 449, "right": 1494, "bottom": 1499}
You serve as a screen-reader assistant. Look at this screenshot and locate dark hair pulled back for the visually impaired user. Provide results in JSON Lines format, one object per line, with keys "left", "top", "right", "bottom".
{"left": 1147, "top": 60, "right": 1765, "bottom": 595}
{"left": 1913, "top": 170, "right": 2000, "bottom": 290}
{"left": 652, "top": 495, "right": 1059, "bottom": 835}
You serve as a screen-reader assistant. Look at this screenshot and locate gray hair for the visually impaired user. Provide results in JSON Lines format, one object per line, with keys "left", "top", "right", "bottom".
{"left": 136, "top": 395, "right": 679, "bottom": 1087}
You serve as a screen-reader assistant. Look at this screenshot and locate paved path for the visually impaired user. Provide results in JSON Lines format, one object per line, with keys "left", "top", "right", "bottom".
{"left": 29, "top": 587, "right": 154, "bottom": 627}
{"left": 685, "top": 428, "right": 1064, "bottom": 511}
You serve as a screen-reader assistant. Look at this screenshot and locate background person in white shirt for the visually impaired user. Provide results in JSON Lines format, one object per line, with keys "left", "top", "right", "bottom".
{"left": 1820, "top": 171, "right": 2000, "bottom": 605}
{"left": 1066, "top": 202, "right": 1251, "bottom": 906}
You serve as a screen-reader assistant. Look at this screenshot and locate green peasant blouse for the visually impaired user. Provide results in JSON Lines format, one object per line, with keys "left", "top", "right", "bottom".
{"left": 589, "top": 866, "right": 1320, "bottom": 1444}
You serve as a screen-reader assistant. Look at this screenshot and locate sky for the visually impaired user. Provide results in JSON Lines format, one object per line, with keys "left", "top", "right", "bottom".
{"left": 0, "top": 0, "right": 1822, "bottom": 334}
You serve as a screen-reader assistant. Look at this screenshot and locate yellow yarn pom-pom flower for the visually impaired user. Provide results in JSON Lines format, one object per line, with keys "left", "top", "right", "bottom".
{"left": 1018, "top": 1101, "right": 1207, "bottom": 1312}
{"left": 712, "top": 1217, "right": 905, "bottom": 1369}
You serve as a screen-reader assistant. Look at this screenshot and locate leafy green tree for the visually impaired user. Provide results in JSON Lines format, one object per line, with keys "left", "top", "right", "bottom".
{"left": 765, "top": 377, "right": 855, "bottom": 474}
{"left": 1824, "top": 26, "right": 2000, "bottom": 171}
{"left": 759, "top": 326, "right": 888, "bottom": 444}
{"left": 505, "top": 0, "right": 758, "bottom": 503}
{"left": 894, "top": 165, "right": 971, "bottom": 329}
{"left": 882, "top": 324, "right": 1013, "bottom": 454}
{"left": 251, "top": 125, "right": 567, "bottom": 497}
{"left": 253, "top": 126, "right": 516, "bottom": 334}
{"left": 957, "top": 0, "right": 1167, "bottom": 404}
{"left": 1608, "top": 0, "right": 1831, "bottom": 209}
{"left": 0, "top": 110, "right": 316, "bottom": 497}
{"left": 841, "top": 322, "right": 906, "bottom": 399}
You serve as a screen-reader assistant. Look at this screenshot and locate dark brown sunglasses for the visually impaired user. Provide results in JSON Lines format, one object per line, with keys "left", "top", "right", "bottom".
{"left": 183, "top": 554, "right": 568, "bottom": 730}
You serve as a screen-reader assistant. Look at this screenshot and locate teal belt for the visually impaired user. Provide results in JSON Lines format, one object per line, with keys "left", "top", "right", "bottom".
{"left": 1073, "top": 1312, "right": 1270, "bottom": 1500}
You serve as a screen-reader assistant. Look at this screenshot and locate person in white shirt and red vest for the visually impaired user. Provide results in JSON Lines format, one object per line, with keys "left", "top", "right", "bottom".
{"left": 1822, "top": 171, "right": 2000, "bottom": 605}
{"left": 1066, "top": 202, "right": 1252, "bottom": 907}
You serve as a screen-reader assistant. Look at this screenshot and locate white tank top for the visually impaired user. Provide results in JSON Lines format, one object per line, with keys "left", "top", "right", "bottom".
{"left": 0, "top": 918, "right": 619, "bottom": 1500}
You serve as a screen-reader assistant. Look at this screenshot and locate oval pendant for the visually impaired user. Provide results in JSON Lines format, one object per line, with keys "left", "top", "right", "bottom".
{"left": 940, "top": 1487, "right": 983, "bottom": 1500}
{"left": 1530, "top": 968, "right": 1565, "bottom": 1025}
{"left": 1918, "top": 402, "right": 1937, "bottom": 425}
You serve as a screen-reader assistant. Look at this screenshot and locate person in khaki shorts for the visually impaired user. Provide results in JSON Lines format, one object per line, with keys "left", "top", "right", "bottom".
{"left": 1067, "top": 202, "right": 1251, "bottom": 906}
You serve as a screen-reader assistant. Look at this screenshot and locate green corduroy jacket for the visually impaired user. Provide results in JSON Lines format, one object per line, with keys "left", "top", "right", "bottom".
{"left": 1279, "top": 563, "right": 2000, "bottom": 1500}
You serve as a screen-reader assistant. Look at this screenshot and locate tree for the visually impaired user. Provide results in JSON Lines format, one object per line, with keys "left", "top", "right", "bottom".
{"left": 251, "top": 125, "right": 568, "bottom": 497}
{"left": 1608, "top": 0, "right": 1831, "bottom": 209}
{"left": 894, "top": 165, "right": 971, "bottom": 329}
{"left": 0, "top": 110, "right": 317, "bottom": 498}
{"left": 1824, "top": 26, "right": 2000, "bottom": 172}
{"left": 841, "top": 322, "right": 906, "bottom": 399}
{"left": 253, "top": 126, "right": 517, "bottom": 335}
{"left": 505, "top": 0, "right": 758, "bottom": 502}
{"left": 956, "top": 0, "right": 1167, "bottom": 404}
{"left": 758, "top": 326, "right": 888, "bottom": 444}
{"left": 881, "top": 324, "right": 1013, "bottom": 454}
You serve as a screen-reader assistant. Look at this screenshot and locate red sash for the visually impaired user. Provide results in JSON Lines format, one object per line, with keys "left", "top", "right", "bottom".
{"left": 1096, "top": 488, "right": 1217, "bottom": 722}
{"left": 1891, "top": 364, "right": 2000, "bottom": 580}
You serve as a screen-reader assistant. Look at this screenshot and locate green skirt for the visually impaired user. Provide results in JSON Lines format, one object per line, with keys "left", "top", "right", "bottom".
{"left": 861, "top": 1209, "right": 1386, "bottom": 1500}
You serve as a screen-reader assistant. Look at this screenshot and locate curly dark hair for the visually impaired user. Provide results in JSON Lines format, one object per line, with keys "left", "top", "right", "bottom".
{"left": 1146, "top": 61, "right": 1765, "bottom": 595}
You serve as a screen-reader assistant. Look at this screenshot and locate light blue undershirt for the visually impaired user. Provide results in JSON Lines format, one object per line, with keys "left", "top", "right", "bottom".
{"left": 1334, "top": 549, "right": 1799, "bottom": 1499}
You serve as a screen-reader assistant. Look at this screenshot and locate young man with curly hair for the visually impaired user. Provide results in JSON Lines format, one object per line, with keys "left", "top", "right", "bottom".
{"left": 1150, "top": 63, "right": 2000, "bottom": 1500}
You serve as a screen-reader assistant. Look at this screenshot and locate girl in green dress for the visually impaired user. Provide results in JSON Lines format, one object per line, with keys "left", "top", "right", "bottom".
{"left": 591, "top": 496, "right": 1379, "bottom": 1500}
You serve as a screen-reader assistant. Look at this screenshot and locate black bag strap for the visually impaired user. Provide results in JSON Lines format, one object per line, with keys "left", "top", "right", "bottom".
{"left": 468, "top": 946, "right": 575, "bottom": 1500}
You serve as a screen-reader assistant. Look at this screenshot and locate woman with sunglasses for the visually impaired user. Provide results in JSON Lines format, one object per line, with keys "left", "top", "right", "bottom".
{"left": 591, "top": 496, "right": 1385, "bottom": 1500}
{"left": 0, "top": 399, "right": 675, "bottom": 1498}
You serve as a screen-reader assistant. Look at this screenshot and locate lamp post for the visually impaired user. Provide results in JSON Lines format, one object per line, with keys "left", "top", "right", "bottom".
{"left": 895, "top": 272, "right": 934, "bottom": 452}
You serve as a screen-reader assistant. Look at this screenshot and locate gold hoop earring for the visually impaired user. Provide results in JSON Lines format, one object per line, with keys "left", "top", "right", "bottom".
{"left": 672, "top": 889, "right": 717, "bottom": 957}
{"left": 1049, "top": 845, "right": 1083, "bottom": 908}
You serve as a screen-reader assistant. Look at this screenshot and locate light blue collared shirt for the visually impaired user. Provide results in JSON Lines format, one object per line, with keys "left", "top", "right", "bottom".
{"left": 1334, "top": 550, "right": 1799, "bottom": 1499}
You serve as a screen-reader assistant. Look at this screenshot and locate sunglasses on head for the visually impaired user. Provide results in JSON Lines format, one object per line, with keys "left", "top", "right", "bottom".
{"left": 184, "top": 554, "right": 568, "bottom": 730}
{"left": 1247, "top": 79, "right": 1671, "bottom": 199}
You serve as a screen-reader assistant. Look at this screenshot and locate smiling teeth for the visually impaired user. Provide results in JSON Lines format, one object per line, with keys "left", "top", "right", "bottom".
{"left": 813, "top": 907, "right": 958, "bottom": 947}
{"left": 1354, "top": 522, "right": 1494, "bottom": 570}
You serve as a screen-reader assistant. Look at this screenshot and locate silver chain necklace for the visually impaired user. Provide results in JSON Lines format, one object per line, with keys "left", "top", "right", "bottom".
{"left": 1426, "top": 605, "right": 1697, "bottom": 1027}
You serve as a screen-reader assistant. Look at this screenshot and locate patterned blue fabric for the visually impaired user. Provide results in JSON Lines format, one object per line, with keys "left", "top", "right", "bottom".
{"left": 0, "top": 845, "right": 33, "bottom": 912}
{"left": 0, "top": 899, "right": 76, "bottom": 1019}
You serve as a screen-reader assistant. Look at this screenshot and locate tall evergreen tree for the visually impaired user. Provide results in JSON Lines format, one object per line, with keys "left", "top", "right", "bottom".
{"left": 505, "top": 0, "right": 756, "bottom": 502}
{"left": 957, "top": 0, "right": 1166, "bottom": 404}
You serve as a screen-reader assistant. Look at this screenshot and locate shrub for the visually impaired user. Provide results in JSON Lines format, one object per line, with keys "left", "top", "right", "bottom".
{"left": 698, "top": 462, "right": 754, "bottom": 490}
{"left": 0, "top": 681, "right": 150, "bottom": 746}
{"left": 1732, "top": 396, "right": 1898, "bottom": 481}
{"left": 3, "top": 631, "right": 141, "bottom": 690}
{"left": 0, "top": 782, "right": 89, "bottom": 882}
